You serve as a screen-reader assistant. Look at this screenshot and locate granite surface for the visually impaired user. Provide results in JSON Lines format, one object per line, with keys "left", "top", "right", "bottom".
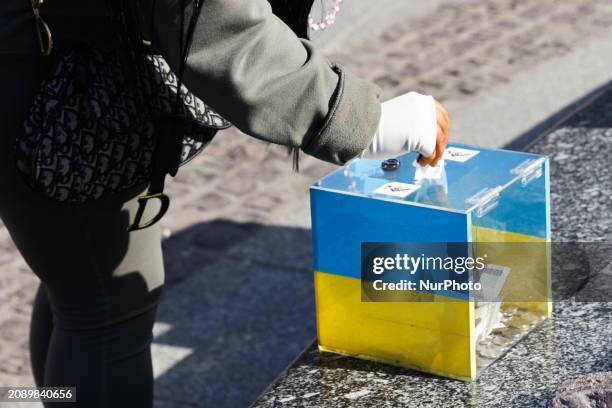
{"left": 548, "top": 371, "right": 612, "bottom": 408}
{"left": 251, "top": 86, "right": 612, "bottom": 407}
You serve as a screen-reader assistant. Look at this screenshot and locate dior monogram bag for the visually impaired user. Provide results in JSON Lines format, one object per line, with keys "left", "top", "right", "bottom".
{"left": 17, "top": 0, "right": 229, "bottom": 230}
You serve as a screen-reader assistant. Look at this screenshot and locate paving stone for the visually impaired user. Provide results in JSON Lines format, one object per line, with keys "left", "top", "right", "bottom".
{"left": 0, "top": 319, "right": 28, "bottom": 343}
{"left": 189, "top": 219, "right": 260, "bottom": 253}
{"left": 0, "top": 354, "right": 30, "bottom": 376}
{"left": 217, "top": 174, "right": 258, "bottom": 197}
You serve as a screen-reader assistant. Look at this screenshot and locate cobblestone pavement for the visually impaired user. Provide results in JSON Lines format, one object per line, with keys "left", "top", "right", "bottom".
{"left": 1, "top": 0, "right": 612, "bottom": 402}
{"left": 329, "top": 0, "right": 612, "bottom": 103}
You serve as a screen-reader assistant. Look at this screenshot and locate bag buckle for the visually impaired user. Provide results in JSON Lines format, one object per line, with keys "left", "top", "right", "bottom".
{"left": 127, "top": 193, "right": 170, "bottom": 232}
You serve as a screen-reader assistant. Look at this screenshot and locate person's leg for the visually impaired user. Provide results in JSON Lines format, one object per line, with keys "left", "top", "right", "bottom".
{"left": 3, "top": 188, "right": 165, "bottom": 407}
{"left": 29, "top": 284, "right": 54, "bottom": 387}
{"left": 29, "top": 281, "right": 158, "bottom": 407}
{"left": 42, "top": 300, "right": 159, "bottom": 408}
{"left": 0, "top": 59, "right": 166, "bottom": 407}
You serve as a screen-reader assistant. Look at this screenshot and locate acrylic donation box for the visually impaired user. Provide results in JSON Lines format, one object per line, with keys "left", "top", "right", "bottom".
{"left": 309, "top": 144, "right": 551, "bottom": 380}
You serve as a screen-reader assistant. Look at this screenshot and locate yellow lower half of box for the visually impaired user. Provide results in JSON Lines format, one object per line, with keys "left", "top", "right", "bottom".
{"left": 315, "top": 270, "right": 476, "bottom": 380}
{"left": 314, "top": 228, "right": 551, "bottom": 380}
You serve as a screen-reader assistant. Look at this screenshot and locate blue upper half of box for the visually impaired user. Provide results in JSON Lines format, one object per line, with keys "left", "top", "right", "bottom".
{"left": 312, "top": 143, "right": 547, "bottom": 215}
{"left": 310, "top": 145, "right": 551, "bottom": 279}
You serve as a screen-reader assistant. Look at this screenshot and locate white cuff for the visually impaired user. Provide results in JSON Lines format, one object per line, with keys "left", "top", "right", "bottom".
{"left": 363, "top": 92, "right": 437, "bottom": 159}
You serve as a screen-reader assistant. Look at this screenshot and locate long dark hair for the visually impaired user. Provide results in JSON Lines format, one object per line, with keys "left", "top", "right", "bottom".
{"left": 268, "top": 0, "right": 315, "bottom": 39}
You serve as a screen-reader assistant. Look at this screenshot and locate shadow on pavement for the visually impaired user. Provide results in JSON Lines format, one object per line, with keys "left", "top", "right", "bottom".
{"left": 153, "top": 220, "right": 316, "bottom": 408}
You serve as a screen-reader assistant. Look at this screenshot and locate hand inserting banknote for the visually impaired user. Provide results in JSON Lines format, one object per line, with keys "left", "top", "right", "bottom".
{"left": 413, "top": 158, "right": 449, "bottom": 206}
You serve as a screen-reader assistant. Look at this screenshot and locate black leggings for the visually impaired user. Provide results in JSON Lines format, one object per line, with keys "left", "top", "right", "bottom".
{"left": 0, "top": 60, "right": 165, "bottom": 407}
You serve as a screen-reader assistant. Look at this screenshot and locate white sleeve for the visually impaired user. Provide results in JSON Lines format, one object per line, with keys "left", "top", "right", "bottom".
{"left": 362, "top": 92, "right": 437, "bottom": 159}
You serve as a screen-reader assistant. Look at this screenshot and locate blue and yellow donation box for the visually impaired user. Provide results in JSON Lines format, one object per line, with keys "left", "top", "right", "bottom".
{"left": 310, "top": 144, "right": 551, "bottom": 380}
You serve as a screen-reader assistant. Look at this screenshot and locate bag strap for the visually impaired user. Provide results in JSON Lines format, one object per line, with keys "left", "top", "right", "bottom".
{"left": 127, "top": 117, "right": 184, "bottom": 232}
{"left": 31, "top": 0, "right": 53, "bottom": 55}
{"left": 129, "top": 1, "right": 205, "bottom": 232}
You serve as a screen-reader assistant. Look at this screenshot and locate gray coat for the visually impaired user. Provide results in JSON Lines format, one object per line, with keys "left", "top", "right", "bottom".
{"left": 0, "top": 0, "right": 381, "bottom": 165}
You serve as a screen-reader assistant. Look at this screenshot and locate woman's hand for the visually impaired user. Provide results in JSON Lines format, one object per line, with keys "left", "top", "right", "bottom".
{"left": 362, "top": 92, "right": 451, "bottom": 165}
{"left": 417, "top": 100, "right": 450, "bottom": 166}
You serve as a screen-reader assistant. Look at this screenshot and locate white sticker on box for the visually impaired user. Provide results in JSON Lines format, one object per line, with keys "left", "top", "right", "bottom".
{"left": 373, "top": 182, "right": 420, "bottom": 198}
{"left": 444, "top": 147, "right": 480, "bottom": 162}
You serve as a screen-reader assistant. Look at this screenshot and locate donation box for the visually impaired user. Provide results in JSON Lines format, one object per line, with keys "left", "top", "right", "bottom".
{"left": 310, "top": 144, "right": 551, "bottom": 380}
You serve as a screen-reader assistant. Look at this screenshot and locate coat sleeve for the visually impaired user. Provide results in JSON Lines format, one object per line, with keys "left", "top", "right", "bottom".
{"left": 150, "top": 0, "right": 381, "bottom": 165}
